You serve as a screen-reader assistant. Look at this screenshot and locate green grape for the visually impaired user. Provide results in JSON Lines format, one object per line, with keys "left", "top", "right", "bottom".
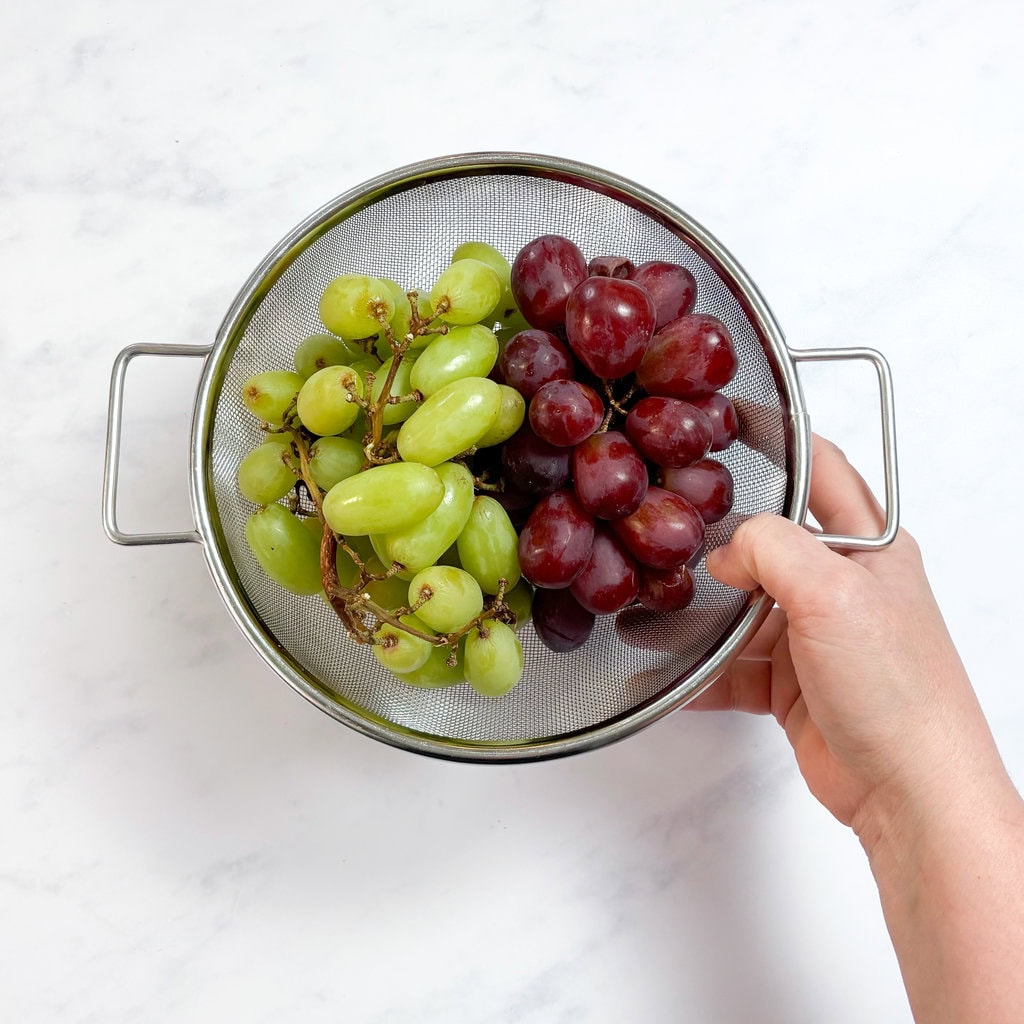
{"left": 409, "top": 324, "right": 498, "bottom": 397}
{"left": 350, "top": 355, "right": 382, "bottom": 380}
{"left": 452, "top": 241, "right": 511, "bottom": 290}
{"left": 309, "top": 436, "right": 365, "bottom": 491}
{"left": 319, "top": 275, "right": 395, "bottom": 340}
{"left": 457, "top": 495, "right": 522, "bottom": 594}
{"left": 408, "top": 565, "right": 484, "bottom": 633}
{"left": 373, "top": 333, "right": 392, "bottom": 363}
{"left": 476, "top": 384, "right": 526, "bottom": 448}
{"left": 373, "top": 461, "right": 473, "bottom": 573}
{"left": 322, "top": 462, "right": 445, "bottom": 535}
{"left": 294, "top": 333, "right": 365, "bottom": 379}
{"left": 237, "top": 440, "right": 297, "bottom": 504}
{"left": 430, "top": 259, "right": 501, "bottom": 326}
{"left": 241, "top": 370, "right": 304, "bottom": 427}
{"left": 464, "top": 620, "right": 524, "bottom": 697}
{"left": 334, "top": 542, "right": 360, "bottom": 589}
{"left": 396, "top": 376, "right": 501, "bottom": 467}
{"left": 388, "top": 289, "right": 437, "bottom": 351}
{"left": 381, "top": 279, "right": 412, "bottom": 345}
{"left": 391, "top": 643, "right": 465, "bottom": 689}
{"left": 296, "top": 365, "right": 364, "bottom": 437}
{"left": 502, "top": 579, "right": 534, "bottom": 631}
{"left": 371, "top": 355, "right": 421, "bottom": 424}
{"left": 341, "top": 532, "right": 375, "bottom": 561}
{"left": 342, "top": 409, "right": 368, "bottom": 444}
{"left": 365, "top": 571, "right": 411, "bottom": 610}
{"left": 245, "top": 503, "right": 322, "bottom": 595}
{"left": 494, "top": 307, "right": 532, "bottom": 346}
{"left": 451, "top": 241, "right": 513, "bottom": 321}
{"left": 369, "top": 533, "right": 415, "bottom": 580}
{"left": 261, "top": 429, "right": 294, "bottom": 444}
{"left": 300, "top": 513, "right": 324, "bottom": 540}
{"left": 372, "top": 614, "right": 435, "bottom": 674}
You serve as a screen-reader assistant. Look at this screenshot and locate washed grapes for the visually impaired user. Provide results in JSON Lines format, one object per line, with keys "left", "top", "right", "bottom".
{"left": 239, "top": 226, "right": 743, "bottom": 691}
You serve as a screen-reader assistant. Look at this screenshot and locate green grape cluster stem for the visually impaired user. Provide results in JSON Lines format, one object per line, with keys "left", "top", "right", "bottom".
{"left": 279, "top": 293, "right": 512, "bottom": 658}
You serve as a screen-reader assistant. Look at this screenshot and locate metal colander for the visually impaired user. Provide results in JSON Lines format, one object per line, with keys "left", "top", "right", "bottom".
{"left": 103, "top": 153, "right": 899, "bottom": 762}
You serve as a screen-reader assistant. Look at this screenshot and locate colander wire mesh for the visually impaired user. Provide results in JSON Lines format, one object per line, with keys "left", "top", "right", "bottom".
{"left": 205, "top": 168, "right": 790, "bottom": 748}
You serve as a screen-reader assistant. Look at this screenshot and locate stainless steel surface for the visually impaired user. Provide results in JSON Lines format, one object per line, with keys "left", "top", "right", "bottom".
{"left": 104, "top": 152, "right": 900, "bottom": 762}
{"left": 103, "top": 343, "right": 209, "bottom": 546}
{"left": 790, "top": 347, "right": 900, "bottom": 551}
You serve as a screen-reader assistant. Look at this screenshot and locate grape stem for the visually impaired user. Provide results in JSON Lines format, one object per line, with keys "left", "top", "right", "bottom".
{"left": 278, "top": 300, "right": 511, "bottom": 655}
{"left": 600, "top": 379, "right": 637, "bottom": 430}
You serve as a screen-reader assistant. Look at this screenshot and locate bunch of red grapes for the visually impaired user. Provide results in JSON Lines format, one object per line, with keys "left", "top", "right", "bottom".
{"left": 489, "top": 234, "right": 740, "bottom": 654}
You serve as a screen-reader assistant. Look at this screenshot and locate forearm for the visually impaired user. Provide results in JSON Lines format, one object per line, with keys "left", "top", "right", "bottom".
{"left": 857, "top": 768, "right": 1024, "bottom": 1024}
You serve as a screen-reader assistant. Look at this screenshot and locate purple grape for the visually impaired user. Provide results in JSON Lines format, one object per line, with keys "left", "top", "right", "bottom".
{"left": 571, "top": 431, "right": 648, "bottom": 520}
{"left": 501, "top": 425, "right": 572, "bottom": 495}
{"left": 511, "top": 235, "right": 588, "bottom": 331}
{"left": 636, "top": 314, "right": 738, "bottom": 399}
{"left": 625, "top": 396, "right": 713, "bottom": 468}
{"left": 588, "top": 255, "right": 635, "bottom": 279}
{"left": 610, "top": 487, "right": 705, "bottom": 569}
{"left": 570, "top": 528, "right": 639, "bottom": 615}
{"left": 518, "top": 489, "right": 595, "bottom": 589}
{"left": 660, "top": 458, "right": 734, "bottom": 524}
{"left": 529, "top": 379, "right": 604, "bottom": 447}
{"left": 564, "top": 277, "right": 656, "bottom": 379}
{"left": 637, "top": 564, "right": 695, "bottom": 613}
{"left": 688, "top": 392, "right": 740, "bottom": 451}
{"left": 628, "top": 261, "right": 697, "bottom": 329}
{"left": 499, "top": 329, "right": 574, "bottom": 400}
{"left": 532, "top": 587, "right": 596, "bottom": 653}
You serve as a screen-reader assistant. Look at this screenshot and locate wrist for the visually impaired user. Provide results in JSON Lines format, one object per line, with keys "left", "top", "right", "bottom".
{"left": 852, "top": 752, "right": 1022, "bottom": 870}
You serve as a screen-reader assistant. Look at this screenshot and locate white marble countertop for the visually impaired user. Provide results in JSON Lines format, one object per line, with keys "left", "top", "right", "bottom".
{"left": 3, "top": 0, "right": 1023, "bottom": 1020}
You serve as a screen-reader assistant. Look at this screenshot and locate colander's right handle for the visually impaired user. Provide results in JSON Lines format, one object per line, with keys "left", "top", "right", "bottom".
{"left": 103, "top": 342, "right": 211, "bottom": 546}
{"left": 790, "top": 346, "right": 900, "bottom": 551}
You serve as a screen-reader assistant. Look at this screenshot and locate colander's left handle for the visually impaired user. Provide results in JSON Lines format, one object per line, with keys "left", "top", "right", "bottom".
{"left": 103, "top": 342, "right": 211, "bottom": 546}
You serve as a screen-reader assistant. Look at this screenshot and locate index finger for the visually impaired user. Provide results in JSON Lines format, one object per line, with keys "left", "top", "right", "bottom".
{"left": 808, "top": 434, "right": 885, "bottom": 540}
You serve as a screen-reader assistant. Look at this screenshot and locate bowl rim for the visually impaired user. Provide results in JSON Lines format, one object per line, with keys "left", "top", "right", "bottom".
{"left": 186, "top": 151, "right": 810, "bottom": 763}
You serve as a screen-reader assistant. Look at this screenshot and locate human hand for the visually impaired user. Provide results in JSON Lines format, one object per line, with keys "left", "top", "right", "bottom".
{"left": 693, "top": 434, "right": 1004, "bottom": 834}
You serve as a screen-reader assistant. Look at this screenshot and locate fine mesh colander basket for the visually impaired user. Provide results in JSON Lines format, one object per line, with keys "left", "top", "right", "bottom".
{"left": 102, "top": 153, "right": 899, "bottom": 763}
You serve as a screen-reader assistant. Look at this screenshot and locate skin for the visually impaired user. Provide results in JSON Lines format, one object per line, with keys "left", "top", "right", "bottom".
{"left": 690, "top": 435, "right": 1024, "bottom": 1024}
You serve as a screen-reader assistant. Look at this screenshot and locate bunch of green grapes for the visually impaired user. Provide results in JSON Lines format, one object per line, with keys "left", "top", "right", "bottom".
{"left": 238, "top": 243, "right": 531, "bottom": 698}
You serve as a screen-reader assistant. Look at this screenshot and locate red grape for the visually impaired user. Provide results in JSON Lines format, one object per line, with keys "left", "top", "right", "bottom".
{"left": 529, "top": 379, "right": 604, "bottom": 447}
{"left": 660, "top": 459, "right": 734, "bottom": 524}
{"left": 628, "top": 261, "right": 697, "bottom": 329}
{"left": 624, "top": 396, "right": 713, "bottom": 468}
{"left": 518, "top": 489, "right": 595, "bottom": 589}
{"left": 688, "top": 392, "right": 739, "bottom": 451}
{"left": 588, "top": 255, "right": 634, "bottom": 279}
{"left": 511, "top": 235, "right": 588, "bottom": 331}
{"left": 501, "top": 425, "right": 572, "bottom": 495}
{"left": 637, "top": 564, "right": 695, "bottom": 613}
{"left": 610, "top": 487, "right": 705, "bottom": 568}
{"left": 491, "top": 481, "right": 536, "bottom": 529}
{"left": 564, "top": 277, "right": 656, "bottom": 379}
{"left": 498, "top": 329, "right": 574, "bottom": 400}
{"left": 570, "top": 528, "right": 639, "bottom": 615}
{"left": 572, "top": 431, "right": 648, "bottom": 519}
{"left": 635, "top": 313, "right": 738, "bottom": 399}
{"left": 532, "top": 587, "right": 596, "bottom": 653}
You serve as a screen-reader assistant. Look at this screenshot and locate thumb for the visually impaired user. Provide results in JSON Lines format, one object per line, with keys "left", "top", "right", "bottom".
{"left": 706, "top": 513, "right": 857, "bottom": 615}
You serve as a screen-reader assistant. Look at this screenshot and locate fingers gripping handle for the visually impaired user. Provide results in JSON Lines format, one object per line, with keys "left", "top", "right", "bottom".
{"left": 791, "top": 347, "right": 900, "bottom": 551}
{"left": 102, "top": 343, "right": 210, "bottom": 546}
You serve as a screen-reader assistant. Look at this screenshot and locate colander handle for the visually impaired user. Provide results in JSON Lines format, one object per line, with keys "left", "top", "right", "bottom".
{"left": 102, "top": 342, "right": 211, "bottom": 546}
{"left": 790, "top": 346, "right": 899, "bottom": 551}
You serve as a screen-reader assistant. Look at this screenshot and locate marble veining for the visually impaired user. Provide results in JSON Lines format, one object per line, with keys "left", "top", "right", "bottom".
{"left": 2, "top": 0, "right": 1022, "bottom": 1020}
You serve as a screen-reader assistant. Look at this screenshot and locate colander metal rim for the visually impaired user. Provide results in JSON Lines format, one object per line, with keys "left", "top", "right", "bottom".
{"left": 186, "top": 152, "right": 811, "bottom": 763}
